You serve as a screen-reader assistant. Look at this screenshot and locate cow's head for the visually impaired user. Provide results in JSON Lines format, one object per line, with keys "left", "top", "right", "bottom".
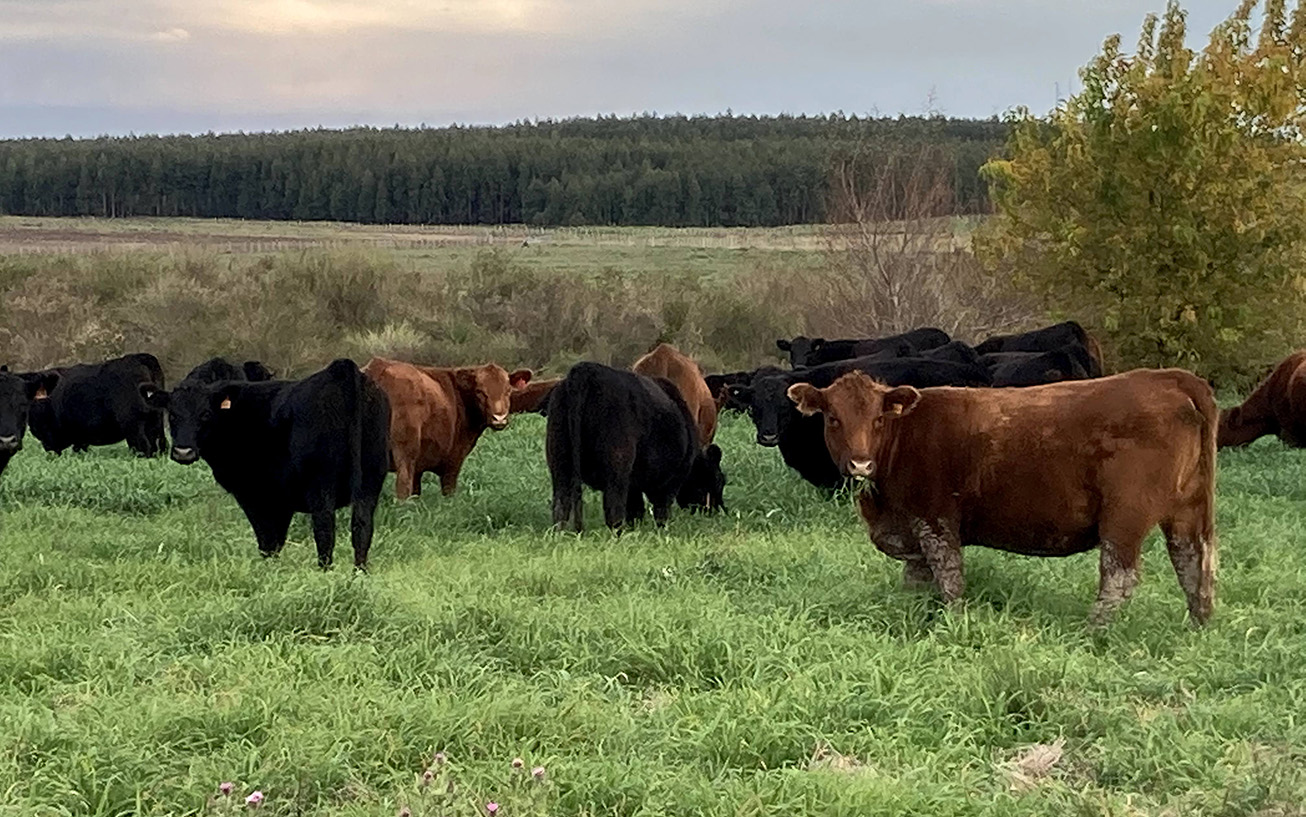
{"left": 677, "top": 444, "right": 726, "bottom": 512}
{"left": 0, "top": 370, "right": 58, "bottom": 455}
{"left": 143, "top": 381, "right": 236, "bottom": 464}
{"left": 1217, "top": 405, "right": 1273, "bottom": 448}
{"left": 777, "top": 336, "right": 823, "bottom": 367}
{"left": 742, "top": 374, "right": 809, "bottom": 446}
{"left": 455, "top": 364, "right": 533, "bottom": 431}
{"left": 787, "top": 371, "right": 920, "bottom": 479}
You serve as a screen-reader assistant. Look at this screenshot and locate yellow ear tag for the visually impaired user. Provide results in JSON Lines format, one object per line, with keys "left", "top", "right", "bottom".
{"left": 219, "top": 398, "right": 232, "bottom": 410}
{"left": 891, "top": 404, "right": 903, "bottom": 415}
{"left": 34, "top": 387, "right": 47, "bottom": 400}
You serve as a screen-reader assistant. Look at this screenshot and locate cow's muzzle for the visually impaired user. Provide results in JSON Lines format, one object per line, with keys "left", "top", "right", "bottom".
{"left": 757, "top": 433, "right": 779, "bottom": 447}
{"left": 846, "top": 459, "right": 875, "bottom": 479}
{"left": 0, "top": 435, "right": 20, "bottom": 453}
{"left": 171, "top": 446, "right": 199, "bottom": 464}
{"left": 488, "top": 413, "right": 509, "bottom": 431}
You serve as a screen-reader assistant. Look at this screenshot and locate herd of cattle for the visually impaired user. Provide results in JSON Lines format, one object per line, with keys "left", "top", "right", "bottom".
{"left": 1, "top": 317, "right": 1302, "bottom": 626}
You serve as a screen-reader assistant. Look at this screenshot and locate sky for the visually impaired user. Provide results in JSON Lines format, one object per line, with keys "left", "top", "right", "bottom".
{"left": 0, "top": 0, "right": 1235, "bottom": 139}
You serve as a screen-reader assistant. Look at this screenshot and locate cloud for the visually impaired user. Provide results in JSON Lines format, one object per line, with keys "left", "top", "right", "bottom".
{"left": 150, "top": 27, "right": 190, "bottom": 42}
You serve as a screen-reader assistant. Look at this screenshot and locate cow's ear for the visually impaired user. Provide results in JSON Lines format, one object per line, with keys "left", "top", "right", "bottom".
{"left": 882, "top": 386, "right": 921, "bottom": 418}
{"left": 27, "top": 371, "right": 59, "bottom": 401}
{"left": 776, "top": 339, "right": 791, "bottom": 352}
{"left": 508, "top": 368, "right": 533, "bottom": 389}
{"left": 139, "top": 382, "right": 170, "bottom": 409}
{"left": 704, "top": 444, "right": 723, "bottom": 467}
{"left": 787, "top": 383, "right": 826, "bottom": 416}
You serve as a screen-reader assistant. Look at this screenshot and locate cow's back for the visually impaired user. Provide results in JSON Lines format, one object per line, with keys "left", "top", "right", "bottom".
{"left": 632, "top": 344, "right": 716, "bottom": 444}
{"left": 362, "top": 357, "right": 459, "bottom": 467}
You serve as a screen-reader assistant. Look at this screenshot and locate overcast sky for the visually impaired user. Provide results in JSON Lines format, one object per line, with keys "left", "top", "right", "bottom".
{"left": 0, "top": 0, "right": 1234, "bottom": 138}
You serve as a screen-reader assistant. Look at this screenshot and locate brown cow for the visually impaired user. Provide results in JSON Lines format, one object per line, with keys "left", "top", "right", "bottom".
{"left": 787, "top": 369, "right": 1218, "bottom": 625}
{"left": 362, "top": 357, "right": 532, "bottom": 500}
{"left": 1218, "top": 350, "right": 1306, "bottom": 448}
{"left": 632, "top": 343, "right": 717, "bottom": 445}
{"left": 509, "top": 378, "right": 561, "bottom": 415}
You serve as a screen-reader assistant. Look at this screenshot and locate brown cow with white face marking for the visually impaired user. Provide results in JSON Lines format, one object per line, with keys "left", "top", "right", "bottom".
{"left": 787, "top": 369, "right": 1218, "bottom": 626}
{"left": 1218, "top": 350, "right": 1306, "bottom": 448}
{"left": 362, "top": 358, "right": 532, "bottom": 500}
{"left": 632, "top": 343, "right": 718, "bottom": 445}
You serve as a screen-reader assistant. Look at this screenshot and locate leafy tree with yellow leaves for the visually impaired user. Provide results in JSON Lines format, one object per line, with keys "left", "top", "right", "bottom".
{"left": 977, "top": 0, "right": 1306, "bottom": 384}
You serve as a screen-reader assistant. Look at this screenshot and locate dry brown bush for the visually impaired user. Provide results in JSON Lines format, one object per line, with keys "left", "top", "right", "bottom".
{"left": 818, "top": 143, "right": 1035, "bottom": 343}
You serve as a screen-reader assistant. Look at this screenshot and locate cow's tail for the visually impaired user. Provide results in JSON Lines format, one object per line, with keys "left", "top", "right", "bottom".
{"left": 1084, "top": 333, "right": 1106, "bottom": 377}
{"left": 1172, "top": 374, "right": 1219, "bottom": 625}
{"left": 330, "top": 358, "right": 365, "bottom": 500}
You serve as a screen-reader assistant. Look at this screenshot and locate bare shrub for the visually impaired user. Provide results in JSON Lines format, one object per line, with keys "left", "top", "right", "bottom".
{"left": 819, "top": 143, "right": 1034, "bottom": 342}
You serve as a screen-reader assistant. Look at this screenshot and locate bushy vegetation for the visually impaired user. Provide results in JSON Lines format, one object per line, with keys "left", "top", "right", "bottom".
{"left": 978, "top": 0, "right": 1306, "bottom": 386}
{"left": 0, "top": 115, "right": 1004, "bottom": 227}
{"left": 2, "top": 413, "right": 1305, "bottom": 815}
{"left": 0, "top": 235, "right": 1026, "bottom": 379}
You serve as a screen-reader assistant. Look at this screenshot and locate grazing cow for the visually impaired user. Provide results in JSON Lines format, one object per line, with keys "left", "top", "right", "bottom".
{"left": 362, "top": 357, "right": 533, "bottom": 500}
{"left": 28, "top": 353, "right": 167, "bottom": 457}
{"left": 706, "top": 366, "right": 786, "bottom": 413}
{"left": 632, "top": 343, "right": 719, "bottom": 445}
{"left": 146, "top": 359, "right": 390, "bottom": 569}
{"left": 776, "top": 328, "right": 950, "bottom": 368}
{"left": 787, "top": 369, "right": 1217, "bottom": 625}
{"left": 0, "top": 369, "right": 60, "bottom": 480}
{"left": 1218, "top": 350, "right": 1306, "bottom": 448}
{"left": 547, "top": 362, "right": 725, "bottom": 530}
{"left": 983, "top": 348, "right": 1091, "bottom": 387}
{"left": 975, "top": 321, "right": 1104, "bottom": 377}
{"left": 509, "top": 378, "right": 562, "bottom": 416}
{"left": 730, "top": 356, "right": 991, "bottom": 490}
{"left": 182, "top": 357, "right": 276, "bottom": 385}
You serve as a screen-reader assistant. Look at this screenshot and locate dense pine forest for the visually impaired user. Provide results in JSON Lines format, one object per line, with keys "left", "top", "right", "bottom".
{"left": 0, "top": 115, "right": 1006, "bottom": 227}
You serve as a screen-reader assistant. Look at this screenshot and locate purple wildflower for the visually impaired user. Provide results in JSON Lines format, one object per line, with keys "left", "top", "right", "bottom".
{"left": 219, "top": 782, "right": 234, "bottom": 796}
{"left": 531, "top": 766, "right": 546, "bottom": 781}
{"left": 245, "top": 790, "right": 264, "bottom": 807}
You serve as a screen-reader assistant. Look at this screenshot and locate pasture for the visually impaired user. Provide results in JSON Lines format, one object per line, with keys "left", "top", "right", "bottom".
{"left": 2, "top": 412, "right": 1306, "bottom": 816}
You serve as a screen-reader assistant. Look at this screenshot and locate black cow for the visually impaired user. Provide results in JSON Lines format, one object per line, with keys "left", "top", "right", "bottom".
{"left": 146, "top": 359, "right": 390, "bottom": 570}
{"left": 28, "top": 353, "right": 167, "bottom": 456}
{"left": 918, "top": 340, "right": 983, "bottom": 367}
{"left": 547, "top": 362, "right": 726, "bottom": 531}
{"left": 706, "top": 366, "right": 787, "bottom": 413}
{"left": 776, "top": 328, "right": 950, "bottom": 368}
{"left": 0, "top": 369, "right": 60, "bottom": 480}
{"left": 730, "top": 356, "right": 991, "bottom": 490}
{"left": 983, "top": 348, "right": 1091, "bottom": 387}
{"left": 183, "top": 357, "right": 277, "bottom": 385}
{"left": 975, "top": 321, "right": 1102, "bottom": 377}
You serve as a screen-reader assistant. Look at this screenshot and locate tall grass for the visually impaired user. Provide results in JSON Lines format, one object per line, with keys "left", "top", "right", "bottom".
{"left": 1, "top": 415, "right": 1305, "bottom": 815}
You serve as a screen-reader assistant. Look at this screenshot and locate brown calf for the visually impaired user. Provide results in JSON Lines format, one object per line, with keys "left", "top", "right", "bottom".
{"left": 632, "top": 343, "right": 717, "bottom": 445}
{"left": 1218, "top": 350, "right": 1306, "bottom": 448}
{"left": 787, "top": 369, "right": 1218, "bottom": 625}
{"left": 362, "top": 357, "right": 532, "bottom": 499}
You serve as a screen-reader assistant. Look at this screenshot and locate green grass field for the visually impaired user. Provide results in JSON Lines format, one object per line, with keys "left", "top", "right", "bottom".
{"left": 3, "top": 411, "right": 1306, "bottom": 816}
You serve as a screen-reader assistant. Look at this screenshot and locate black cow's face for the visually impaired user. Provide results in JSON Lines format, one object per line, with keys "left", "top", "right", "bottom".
{"left": 148, "top": 382, "right": 231, "bottom": 464}
{"left": 778, "top": 336, "right": 823, "bottom": 367}
{"left": 0, "top": 371, "right": 56, "bottom": 454}
{"left": 678, "top": 444, "right": 726, "bottom": 512}
{"left": 746, "top": 375, "right": 799, "bottom": 446}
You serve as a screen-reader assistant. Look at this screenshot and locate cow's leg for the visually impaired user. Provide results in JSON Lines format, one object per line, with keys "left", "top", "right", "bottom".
{"left": 245, "top": 505, "right": 292, "bottom": 558}
{"left": 650, "top": 497, "right": 672, "bottom": 527}
{"left": 310, "top": 506, "right": 337, "bottom": 570}
{"left": 902, "top": 558, "right": 936, "bottom": 591}
{"left": 551, "top": 483, "right": 581, "bottom": 533}
{"left": 1162, "top": 519, "right": 1217, "bottom": 627}
{"left": 601, "top": 480, "right": 629, "bottom": 531}
{"left": 393, "top": 455, "right": 418, "bottom": 500}
{"left": 439, "top": 468, "right": 459, "bottom": 497}
{"left": 125, "top": 425, "right": 153, "bottom": 457}
{"left": 350, "top": 493, "right": 380, "bottom": 571}
{"left": 914, "top": 518, "right": 964, "bottom": 603}
{"left": 625, "top": 485, "right": 646, "bottom": 525}
{"left": 1089, "top": 538, "right": 1143, "bottom": 626}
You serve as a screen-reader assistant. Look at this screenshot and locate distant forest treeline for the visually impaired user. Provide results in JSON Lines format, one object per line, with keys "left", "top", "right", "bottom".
{"left": 0, "top": 115, "right": 1008, "bottom": 227}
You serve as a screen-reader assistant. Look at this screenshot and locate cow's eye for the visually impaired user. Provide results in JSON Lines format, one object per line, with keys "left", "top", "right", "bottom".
{"left": 829, "top": 418, "right": 841, "bottom": 429}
